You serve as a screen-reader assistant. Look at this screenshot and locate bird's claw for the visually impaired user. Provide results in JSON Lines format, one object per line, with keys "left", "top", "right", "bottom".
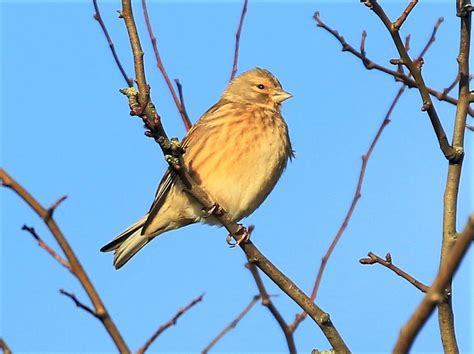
{"left": 226, "top": 227, "right": 250, "bottom": 248}
{"left": 202, "top": 203, "right": 226, "bottom": 218}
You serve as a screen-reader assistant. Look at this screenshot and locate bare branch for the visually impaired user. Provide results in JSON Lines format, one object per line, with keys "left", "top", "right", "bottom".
{"left": 21, "top": 225, "right": 71, "bottom": 270}
{"left": 137, "top": 294, "right": 204, "bottom": 354}
{"left": 60, "top": 289, "right": 100, "bottom": 319}
{"left": 230, "top": 0, "right": 249, "bottom": 81}
{"left": 47, "top": 194, "right": 67, "bottom": 219}
{"left": 140, "top": 0, "right": 192, "bottom": 131}
{"left": 359, "top": 252, "right": 429, "bottom": 293}
{"left": 0, "top": 168, "right": 130, "bottom": 353}
{"left": 416, "top": 17, "right": 444, "bottom": 62}
{"left": 394, "top": 214, "right": 474, "bottom": 352}
{"left": 202, "top": 295, "right": 260, "bottom": 354}
{"left": 92, "top": 0, "right": 133, "bottom": 87}
{"left": 174, "top": 78, "right": 191, "bottom": 131}
{"left": 393, "top": 0, "right": 419, "bottom": 30}
{"left": 0, "top": 338, "right": 12, "bottom": 354}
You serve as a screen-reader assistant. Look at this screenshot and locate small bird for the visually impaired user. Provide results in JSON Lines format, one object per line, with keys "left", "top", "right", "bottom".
{"left": 101, "top": 68, "right": 294, "bottom": 269}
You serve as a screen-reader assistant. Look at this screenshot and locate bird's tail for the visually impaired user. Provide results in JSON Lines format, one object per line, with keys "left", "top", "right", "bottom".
{"left": 100, "top": 215, "right": 151, "bottom": 269}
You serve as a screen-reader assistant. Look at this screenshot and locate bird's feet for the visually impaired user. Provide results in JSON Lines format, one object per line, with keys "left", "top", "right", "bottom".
{"left": 226, "top": 225, "right": 251, "bottom": 248}
{"left": 202, "top": 203, "right": 226, "bottom": 218}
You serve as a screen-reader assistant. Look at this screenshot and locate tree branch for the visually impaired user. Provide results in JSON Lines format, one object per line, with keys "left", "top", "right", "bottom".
{"left": 0, "top": 168, "right": 130, "bottom": 353}
{"left": 0, "top": 338, "right": 12, "bottom": 354}
{"left": 393, "top": 0, "right": 418, "bottom": 30}
{"left": 59, "top": 289, "right": 100, "bottom": 319}
{"left": 359, "top": 252, "right": 429, "bottom": 293}
{"left": 137, "top": 294, "right": 204, "bottom": 354}
{"left": 393, "top": 213, "right": 474, "bottom": 352}
{"left": 202, "top": 295, "right": 260, "bottom": 354}
{"left": 230, "top": 0, "right": 248, "bottom": 81}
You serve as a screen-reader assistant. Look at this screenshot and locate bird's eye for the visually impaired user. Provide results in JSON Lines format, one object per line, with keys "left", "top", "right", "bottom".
{"left": 257, "top": 84, "right": 265, "bottom": 90}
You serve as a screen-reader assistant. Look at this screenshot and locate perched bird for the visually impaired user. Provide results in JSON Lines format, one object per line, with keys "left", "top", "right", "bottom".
{"left": 101, "top": 68, "right": 294, "bottom": 269}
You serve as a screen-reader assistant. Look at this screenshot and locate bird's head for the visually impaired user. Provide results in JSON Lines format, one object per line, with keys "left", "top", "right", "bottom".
{"left": 222, "top": 68, "right": 292, "bottom": 108}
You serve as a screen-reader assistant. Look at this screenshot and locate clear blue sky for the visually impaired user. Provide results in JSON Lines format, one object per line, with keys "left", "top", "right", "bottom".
{"left": 1, "top": 1, "right": 472, "bottom": 353}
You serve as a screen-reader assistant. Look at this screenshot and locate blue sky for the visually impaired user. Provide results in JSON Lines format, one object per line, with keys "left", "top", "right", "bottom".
{"left": 1, "top": 1, "right": 472, "bottom": 353}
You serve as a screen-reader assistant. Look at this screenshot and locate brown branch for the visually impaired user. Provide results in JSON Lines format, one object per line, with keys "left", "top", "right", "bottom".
{"left": 0, "top": 338, "right": 12, "bottom": 354}
{"left": 47, "top": 194, "right": 68, "bottom": 218}
{"left": 443, "top": 74, "right": 461, "bottom": 97}
{"left": 119, "top": 1, "right": 349, "bottom": 351}
{"left": 140, "top": 0, "right": 192, "bottom": 131}
{"left": 21, "top": 225, "right": 71, "bottom": 270}
{"left": 393, "top": 0, "right": 418, "bottom": 30}
{"left": 359, "top": 252, "right": 429, "bottom": 293}
{"left": 313, "top": 12, "right": 474, "bottom": 117}
{"left": 174, "top": 79, "right": 191, "bottom": 131}
{"left": 0, "top": 168, "right": 130, "bottom": 353}
{"left": 137, "top": 294, "right": 204, "bottom": 354}
{"left": 394, "top": 213, "right": 474, "bottom": 352}
{"left": 93, "top": 0, "right": 133, "bottom": 87}
{"left": 291, "top": 86, "right": 406, "bottom": 332}
{"left": 417, "top": 17, "right": 444, "bottom": 62}
{"left": 246, "top": 262, "right": 296, "bottom": 354}
{"left": 202, "top": 295, "right": 260, "bottom": 354}
{"left": 362, "top": 1, "right": 459, "bottom": 161}
{"left": 230, "top": 0, "right": 248, "bottom": 81}
{"left": 59, "top": 289, "right": 100, "bottom": 319}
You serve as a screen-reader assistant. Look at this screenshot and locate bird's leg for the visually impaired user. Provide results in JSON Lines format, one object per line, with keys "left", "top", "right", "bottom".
{"left": 226, "top": 225, "right": 251, "bottom": 248}
{"left": 202, "top": 203, "right": 226, "bottom": 218}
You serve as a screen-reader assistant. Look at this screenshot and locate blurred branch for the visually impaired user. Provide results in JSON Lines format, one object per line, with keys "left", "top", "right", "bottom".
{"left": 313, "top": 12, "right": 474, "bottom": 117}
{"left": 291, "top": 86, "right": 406, "bottom": 332}
{"left": 202, "top": 295, "right": 260, "bottom": 354}
{"left": 137, "top": 294, "right": 204, "bottom": 354}
{"left": 93, "top": 0, "right": 134, "bottom": 87}
{"left": 60, "top": 289, "right": 100, "bottom": 319}
{"left": 0, "top": 168, "right": 130, "bottom": 353}
{"left": 141, "top": 0, "right": 192, "bottom": 131}
{"left": 119, "top": 1, "right": 349, "bottom": 351}
{"left": 361, "top": 1, "right": 459, "bottom": 161}
{"left": 394, "top": 213, "right": 474, "bottom": 352}
{"left": 21, "top": 225, "right": 71, "bottom": 270}
{"left": 359, "top": 252, "right": 429, "bottom": 293}
{"left": 230, "top": 0, "right": 249, "bottom": 80}
{"left": 0, "top": 338, "right": 12, "bottom": 354}
{"left": 246, "top": 262, "right": 296, "bottom": 354}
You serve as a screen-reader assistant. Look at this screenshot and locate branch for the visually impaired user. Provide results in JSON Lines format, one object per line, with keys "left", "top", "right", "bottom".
{"left": 92, "top": 0, "right": 133, "bottom": 87}
{"left": 0, "top": 168, "right": 130, "bottom": 353}
{"left": 361, "top": 1, "right": 459, "bottom": 161}
{"left": 21, "top": 225, "right": 71, "bottom": 270}
{"left": 119, "top": 1, "right": 349, "bottom": 351}
{"left": 230, "top": 0, "right": 249, "bottom": 81}
{"left": 59, "top": 289, "right": 100, "bottom": 319}
{"left": 137, "top": 294, "right": 204, "bottom": 354}
{"left": 393, "top": 0, "right": 418, "bottom": 31}
{"left": 291, "top": 86, "right": 406, "bottom": 332}
{"left": 202, "top": 295, "right": 260, "bottom": 354}
{"left": 246, "top": 262, "right": 296, "bottom": 354}
{"left": 359, "top": 252, "right": 429, "bottom": 293}
{"left": 393, "top": 213, "right": 474, "bottom": 352}
{"left": 313, "top": 12, "right": 474, "bottom": 117}
{"left": 0, "top": 338, "right": 12, "bottom": 354}
{"left": 141, "top": 0, "right": 192, "bottom": 131}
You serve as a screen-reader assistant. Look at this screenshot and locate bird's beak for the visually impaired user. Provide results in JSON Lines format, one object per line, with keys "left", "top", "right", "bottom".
{"left": 272, "top": 89, "right": 293, "bottom": 103}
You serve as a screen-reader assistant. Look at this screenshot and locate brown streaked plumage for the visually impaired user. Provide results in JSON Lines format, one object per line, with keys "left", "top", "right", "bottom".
{"left": 101, "top": 68, "right": 294, "bottom": 269}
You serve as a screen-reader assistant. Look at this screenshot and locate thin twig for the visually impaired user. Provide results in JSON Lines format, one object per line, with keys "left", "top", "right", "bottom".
{"left": 202, "top": 295, "right": 260, "bottom": 354}
{"left": 47, "top": 195, "right": 68, "bottom": 218}
{"left": 359, "top": 252, "right": 429, "bottom": 293}
{"left": 416, "top": 17, "right": 444, "bottom": 61}
{"left": 59, "top": 289, "right": 100, "bottom": 319}
{"left": 93, "top": 0, "right": 133, "bottom": 87}
{"left": 394, "top": 214, "right": 474, "bottom": 352}
{"left": 140, "top": 0, "right": 192, "bottom": 131}
{"left": 313, "top": 12, "right": 474, "bottom": 117}
{"left": 21, "top": 225, "right": 71, "bottom": 270}
{"left": 0, "top": 338, "right": 12, "bottom": 354}
{"left": 0, "top": 168, "right": 130, "bottom": 353}
{"left": 246, "top": 262, "right": 296, "bottom": 354}
{"left": 174, "top": 78, "right": 191, "bottom": 131}
{"left": 443, "top": 74, "right": 461, "bottom": 97}
{"left": 137, "top": 294, "right": 204, "bottom": 354}
{"left": 393, "top": 0, "right": 419, "bottom": 30}
{"left": 230, "top": 0, "right": 248, "bottom": 81}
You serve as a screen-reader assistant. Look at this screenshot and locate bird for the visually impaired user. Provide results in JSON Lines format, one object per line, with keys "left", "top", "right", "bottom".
{"left": 101, "top": 68, "right": 294, "bottom": 269}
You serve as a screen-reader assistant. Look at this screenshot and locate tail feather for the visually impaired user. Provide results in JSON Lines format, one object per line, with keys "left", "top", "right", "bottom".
{"left": 100, "top": 215, "right": 151, "bottom": 269}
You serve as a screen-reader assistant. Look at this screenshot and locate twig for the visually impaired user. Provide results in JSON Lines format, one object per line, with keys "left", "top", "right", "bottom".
{"left": 47, "top": 195, "right": 68, "bottom": 218}
{"left": 21, "top": 225, "right": 71, "bottom": 270}
{"left": 59, "top": 289, "right": 100, "bottom": 319}
{"left": 92, "top": 0, "right": 133, "bottom": 87}
{"left": 291, "top": 86, "right": 406, "bottom": 332}
{"left": 202, "top": 295, "right": 260, "bottom": 354}
{"left": 230, "top": 0, "right": 248, "bottom": 81}
{"left": 417, "top": 17, "right": 444, "bottom": 62}
{"left": 361, "top": 1, "right": 459, "bottom": 161}
{"left": 443, "top": 74, "right": 461, "bottom": 97}
{"left": 119, "top": 1, "right": 349, "bottom": 351}
{"left": 359, "top": 252, "right": 429, "bottom": 293}
{"left": 393, "top": 213, "right": 474, "bottom": 352}
{"left": 0, "top": 168, "right": 130, "bottom": 353}
{"left": 313, "top": 12, "right": 474, "bottom": 117}
{"left": 174, "top": 79, "right": 191, "bottom": 131}
{"left": 393, "top": 0, "right": 418, "bottom": 30}
{"left": 137, "top": 294, "right": 204, "bottom": 354}
{"left": 140, "top": 0, "right": 192, "bottom": 131}
{"left": 246, "top": 262, "right": 296, "bottom": 354}
{"left": 0, "top": 338, "right": 12, "bottom": 354}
